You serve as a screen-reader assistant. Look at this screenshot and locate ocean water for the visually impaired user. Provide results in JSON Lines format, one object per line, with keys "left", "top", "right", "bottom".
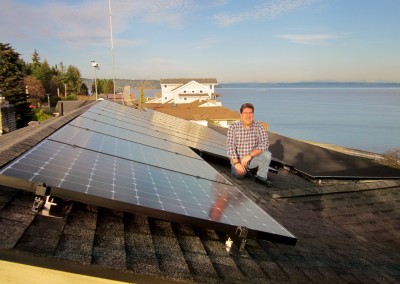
{"left": 217, "top": 87, "right": 400, "bottom": 154}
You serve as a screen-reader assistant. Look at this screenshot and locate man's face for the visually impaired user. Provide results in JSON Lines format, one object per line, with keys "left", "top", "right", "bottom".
{"left": 240, "top": 107, "right": 254, "bottom": 127}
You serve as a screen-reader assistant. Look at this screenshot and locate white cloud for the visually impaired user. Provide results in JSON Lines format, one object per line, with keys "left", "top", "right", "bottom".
{"left": 0, "top": 0, "right": 212, "bottom": 48}
{"left": 278, "top": 34, "right": 337, "bottom": 44}
{"left": 0, "top": 0, "right": 112, "bottom": 47}
{"left": 115, "top": 0, "right": 224, "bottom": 27}
{"left": 129, "top": 0, "right": 195, "bottom": 27}
{"left": 189, "top": 37, "right": 221, "bottom": 50}
{"left": 214, "top": 0, "right": 318, "bottom": 26}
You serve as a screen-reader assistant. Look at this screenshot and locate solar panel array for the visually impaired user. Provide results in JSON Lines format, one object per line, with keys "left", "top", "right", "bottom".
{"left": 84, "top": 101, "right": 228, "bottom": 157}
{"left": 0, "top": 100, "right": 296, "bottom": 245}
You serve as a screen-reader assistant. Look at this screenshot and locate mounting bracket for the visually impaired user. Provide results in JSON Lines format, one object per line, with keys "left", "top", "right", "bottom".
{"left": 226, "top": 226, "right": 249, "bottom": 252}
{"left": 31, "top": 182, "right": 71, "bottom": 218}
{"left": 32, "top": 182, "right": 51, "bottom": 212}
{"left": 235, "top": 226, "right": 248, "bottom": 250}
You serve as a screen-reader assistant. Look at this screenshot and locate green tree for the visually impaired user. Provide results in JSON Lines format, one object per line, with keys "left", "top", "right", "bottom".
{"left": 65, "top": 65, "right": 83, "bottom": 95}
{"left": 102, "top": 79, "right": 114, "bottom": 94}
{"left": 80, "top": 82, "right": 89, "bottom": 96}
{"left": 53, "top": 62, "right": 67, "bottom": 97}
{"left": 0, "top": 43, "right": 33, "bottom": 127}
{"left": 31, "top": 58, "right": 53, "bottom": 94}
{"left": 91, "top": 78, "right": 103, "bottom": 95}
{"left": 31, "top": 49, "right": 40, "bottom": 66}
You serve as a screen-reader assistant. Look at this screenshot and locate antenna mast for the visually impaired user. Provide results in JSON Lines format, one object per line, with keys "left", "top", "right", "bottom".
{"left": 109, "top": 0, "right": 117, "bottom": 102}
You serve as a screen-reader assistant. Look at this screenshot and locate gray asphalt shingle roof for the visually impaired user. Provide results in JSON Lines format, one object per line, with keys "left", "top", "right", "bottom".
{"left": 0, "top": 101, "right": 399, "bottom": 283}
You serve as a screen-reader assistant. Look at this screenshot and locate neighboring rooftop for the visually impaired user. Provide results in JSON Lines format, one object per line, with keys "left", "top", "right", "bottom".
{"left": 0, "top": 100, "right": 399, "bottom": 283}
{"left": 156, "top": 78, "right": 219, "bottom": 105}
{"left": 145, "top": 100, "right": 239, "bottom": 123}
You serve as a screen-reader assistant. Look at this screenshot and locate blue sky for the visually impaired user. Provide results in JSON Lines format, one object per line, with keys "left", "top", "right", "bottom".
{"left": 1, "top": 0, "right": 399, "bottom": 83}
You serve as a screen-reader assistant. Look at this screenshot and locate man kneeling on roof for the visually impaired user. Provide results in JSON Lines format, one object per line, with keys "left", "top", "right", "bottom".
{"left": 227, "top": 103, "right": 272, "bottom": 187}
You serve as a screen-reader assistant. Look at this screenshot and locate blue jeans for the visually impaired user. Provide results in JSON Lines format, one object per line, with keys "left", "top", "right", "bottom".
{"left": 231, "top": 151, "right": 272, "bottom": 181}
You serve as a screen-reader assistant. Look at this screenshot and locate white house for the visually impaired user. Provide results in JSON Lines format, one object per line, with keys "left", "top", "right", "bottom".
{"left": 153, "top": 78, "right": 219, "bottom": 104}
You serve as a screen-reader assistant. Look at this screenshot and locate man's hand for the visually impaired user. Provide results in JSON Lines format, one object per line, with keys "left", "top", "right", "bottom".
{"left": 234, "top": 162, "right": 246, "bottom": 176}
{"left": 241, "top": 154, "right": 252, "bottom": 167}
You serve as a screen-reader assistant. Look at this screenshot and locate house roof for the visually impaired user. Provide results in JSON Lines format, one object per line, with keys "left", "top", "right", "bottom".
{"left": 170, "top": 80, "right": 213, "bottom": 93}
{"left": 144, "top": 100, "right": 240, "bottom": 121}
{"left": 1, "top": 100, "right": 399, "bottom": 283}
{"left": 160, "top": 78, "right": 218, "bottom": 85}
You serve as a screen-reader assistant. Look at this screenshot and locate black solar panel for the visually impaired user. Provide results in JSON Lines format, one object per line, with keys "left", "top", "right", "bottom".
{"left": 0, "top": 100, "right": 296, "bottom": 245}
{"left": 48, "top": 125, "right": 224, "bottom": 183}
{"left": 70, "top": 116, "right": 202, "bottom": 159}
{"left": 85, "top": 102, "right": 228, "bottom": 157}
{"left": 268, "top": 132, "right": 400, "bottom": 179}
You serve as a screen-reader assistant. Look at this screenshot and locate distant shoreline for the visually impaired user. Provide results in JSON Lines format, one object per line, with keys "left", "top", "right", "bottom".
{"left": 219, "top": 82, "right": 400, "bottom": 88}
{"left": 80, "top": 79, "right": 400, "bottom": 90}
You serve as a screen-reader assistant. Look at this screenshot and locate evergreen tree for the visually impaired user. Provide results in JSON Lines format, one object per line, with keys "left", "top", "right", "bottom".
{"left": 31, "top": 57, "right": 53, "bottom": 94}
{"left": 80, "top": 82, "right": 89, "bottom": 96}
{"left": 65, "top": 65, "right": 83, "bottom": 95}
{"left": 53, "top": 62, "right": 67, "bottom": 96}
{"left": 31, "top": 49, "right": 40, "bottom": 66}
{"left": 0, "top": 43, "right": 33, "bottom": 127}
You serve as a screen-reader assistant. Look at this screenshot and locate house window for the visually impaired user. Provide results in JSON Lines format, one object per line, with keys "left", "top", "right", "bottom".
{"left": 184, "top": 98, "right": 187, "bottom": 100}
{"left": 184, "top": 91, "right": 186, "bottom": 93}
{"left": 164, "top": 97, "right": 167, "bottom": 100}
{"left": 200, "top": 90, "right": 203, "bottom": 93}
{"left": 210, "top": 85, "right": 212, "bottom": 89}
{"left": 192, "top": 91, "right": 194, "bottom": 93}
{"left": 164, "top": 85, "right": 167, "bottom": 88}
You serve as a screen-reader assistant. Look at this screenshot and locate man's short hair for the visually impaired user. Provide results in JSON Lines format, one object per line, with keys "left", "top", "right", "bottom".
{"left": 240, "top": 103, "right": 254, "bottom": 113}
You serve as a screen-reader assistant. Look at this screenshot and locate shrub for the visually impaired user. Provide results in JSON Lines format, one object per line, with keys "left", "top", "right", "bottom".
{"left": 64, "top": 94, "right": 77, "bottom": 101}
{"left": 33, "top": 108, "right": 53, "bottom": 122}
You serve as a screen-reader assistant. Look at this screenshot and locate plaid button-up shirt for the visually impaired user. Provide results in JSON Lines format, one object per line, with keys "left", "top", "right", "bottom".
{"left": 227, "top": 120, "right": 269, "bottom": 160}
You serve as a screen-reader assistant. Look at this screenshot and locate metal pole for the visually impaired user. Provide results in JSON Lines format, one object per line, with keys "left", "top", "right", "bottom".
{"left": 94, "top": 67, "right": 98, "bottom": 100}
{"left": 109, "top": 0, "right": 116, "bottom": 102}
